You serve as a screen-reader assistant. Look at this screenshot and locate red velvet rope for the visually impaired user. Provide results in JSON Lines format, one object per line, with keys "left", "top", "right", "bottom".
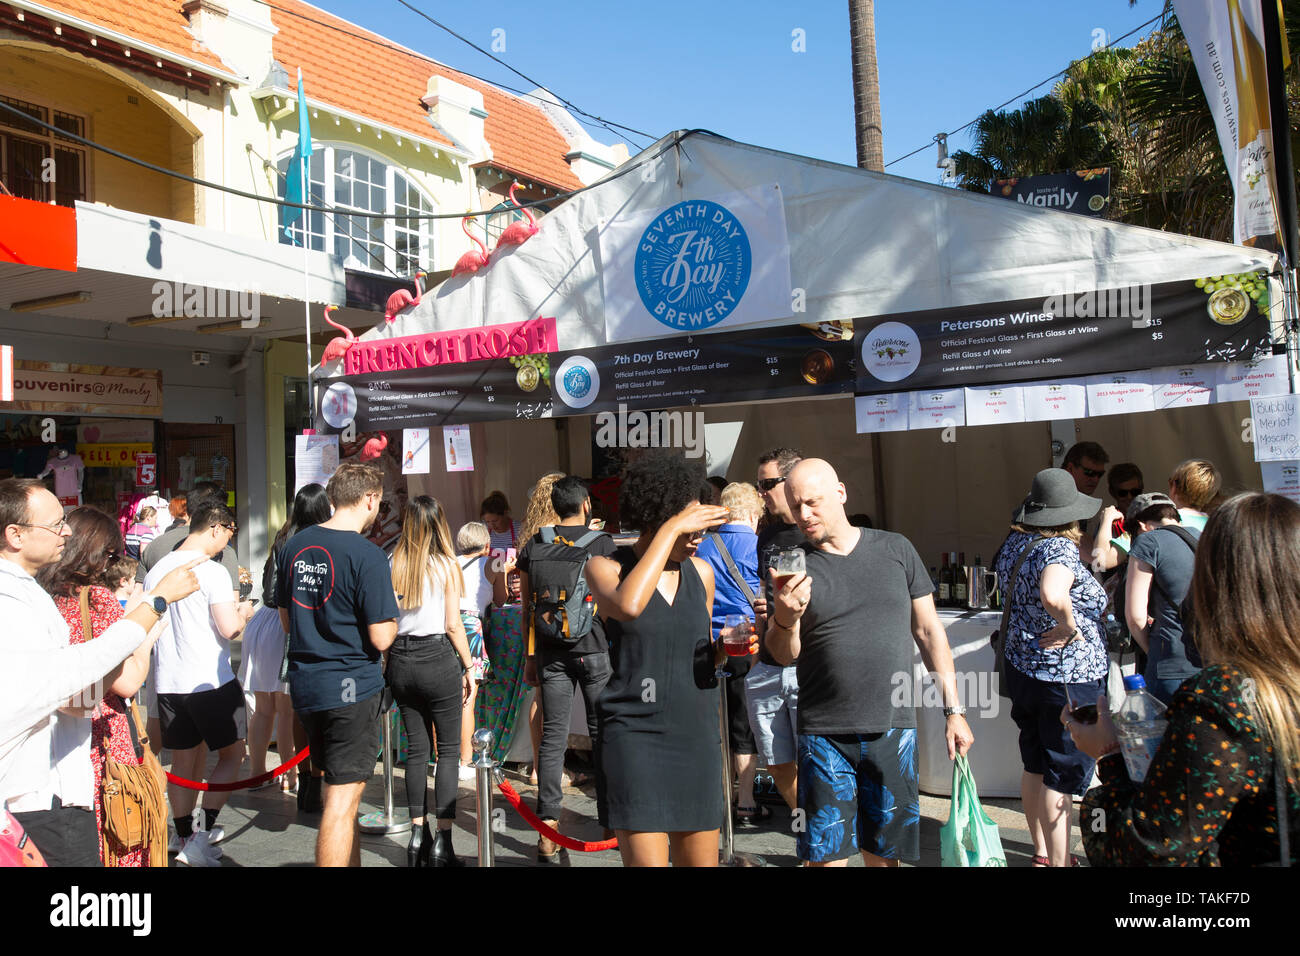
{"left": 495, "top": 778, "right": 618, "bottom": 852}
{"left": 165, "top": 747, "right": 311, "bottom": 792}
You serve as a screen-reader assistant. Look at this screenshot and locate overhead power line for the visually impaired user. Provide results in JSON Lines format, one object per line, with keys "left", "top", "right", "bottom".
{"left": 884, "top": 11, "right": 1166, "bottom": 169}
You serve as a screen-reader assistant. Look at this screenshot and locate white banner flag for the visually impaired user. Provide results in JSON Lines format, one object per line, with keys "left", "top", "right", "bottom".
{"left": 1174, "top": 0, "right": 1283, "bottom": 249}
{"left": 598, "top": 185, "right": 792, "bottom": 343}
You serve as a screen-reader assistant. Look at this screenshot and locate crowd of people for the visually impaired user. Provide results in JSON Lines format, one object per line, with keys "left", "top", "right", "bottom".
{"left": 1, "top": 431, "right": 1297, "bottom": 869}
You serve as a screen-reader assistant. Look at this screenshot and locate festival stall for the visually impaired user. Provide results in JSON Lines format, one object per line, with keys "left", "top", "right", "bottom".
{"left": 310, "top": 130, "right": 1293, "bottom": 789}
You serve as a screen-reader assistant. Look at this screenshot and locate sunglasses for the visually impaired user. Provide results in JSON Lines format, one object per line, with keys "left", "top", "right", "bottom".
{"left": 220, "top": 523, "right": 238, "bottom": 534}
{"left": 1112, "top": 486, "right": 1143, "bottom": 499}
{"left": 1079, "top": 466, "right": 1105, "bottom": 480}
{"left": 757, "top": 477, "right": 786, "bottom": 492}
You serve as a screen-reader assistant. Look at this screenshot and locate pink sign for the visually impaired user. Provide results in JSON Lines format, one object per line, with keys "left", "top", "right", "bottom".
{"left": 343, "top": 317, "right": 557, "bottom": 377}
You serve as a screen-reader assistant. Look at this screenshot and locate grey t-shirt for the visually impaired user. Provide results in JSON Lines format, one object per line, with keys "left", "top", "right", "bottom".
{"left": 1129, "top": 524, "right": 1201, "bottom": 682}
{"left": 796, "top": 528, "right": 933, "bottom": 735}
{"left": 137, "top": 522, "right": 240, "bottom": 589}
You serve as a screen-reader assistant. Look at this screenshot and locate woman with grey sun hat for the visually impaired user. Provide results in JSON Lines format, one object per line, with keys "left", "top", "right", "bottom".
{"left": 992, "top": 467, "right": 1108, "bottom": 867}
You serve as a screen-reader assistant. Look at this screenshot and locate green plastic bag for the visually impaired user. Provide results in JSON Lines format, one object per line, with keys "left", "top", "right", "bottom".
{"left": 940, "top": 755, "right": 1007, "bottom": 867}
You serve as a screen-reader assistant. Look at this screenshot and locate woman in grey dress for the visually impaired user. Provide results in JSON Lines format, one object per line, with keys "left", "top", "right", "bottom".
{"left": 585, "top": 454, "right": 736, "bottom": 866}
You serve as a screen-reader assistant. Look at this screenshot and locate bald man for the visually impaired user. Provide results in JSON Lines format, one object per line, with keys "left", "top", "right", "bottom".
{"left": 765, "top": 459, "right": 973, "bottom": 867}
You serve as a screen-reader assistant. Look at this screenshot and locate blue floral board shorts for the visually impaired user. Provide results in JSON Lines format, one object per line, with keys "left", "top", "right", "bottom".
{"left": 796, "top": 729, "right": 919, "bottom": 863}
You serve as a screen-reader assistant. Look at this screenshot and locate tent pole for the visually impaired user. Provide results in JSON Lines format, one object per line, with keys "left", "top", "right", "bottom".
{"left": 871, "top": 434, "right": 886, "bottom": 528}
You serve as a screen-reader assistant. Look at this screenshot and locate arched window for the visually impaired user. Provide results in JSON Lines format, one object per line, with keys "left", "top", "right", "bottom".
{"left": 278, "top": 145, "right": 432, "bottom": 276}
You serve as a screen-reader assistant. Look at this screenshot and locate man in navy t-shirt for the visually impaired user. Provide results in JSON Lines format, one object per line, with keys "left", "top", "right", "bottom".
{"left": 278, "top": 463, "right": 397, "bottom": 867}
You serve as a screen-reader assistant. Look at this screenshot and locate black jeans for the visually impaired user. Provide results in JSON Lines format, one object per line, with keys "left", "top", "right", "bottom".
{"left": 387, "top": 635, "right": 463, "bottom": 820}
{"left": 537, "top": 650, "right": 610, "bottom": 820}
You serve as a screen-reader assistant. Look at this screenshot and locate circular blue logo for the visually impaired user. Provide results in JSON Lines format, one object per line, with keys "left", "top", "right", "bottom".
{"left": 634, "top": 199, "right": 751, "bottom": 331}
{"left": 563, "top": 365, "right": 592, "bottom": 400}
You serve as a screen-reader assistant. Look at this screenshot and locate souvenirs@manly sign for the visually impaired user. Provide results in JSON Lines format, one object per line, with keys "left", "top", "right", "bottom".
{"left": 853, "top": 275, "right": 1273, "bottom": 394}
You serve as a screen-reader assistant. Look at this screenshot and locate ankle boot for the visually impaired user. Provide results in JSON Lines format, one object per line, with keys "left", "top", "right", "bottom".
{"left": 407, "top": 820, "right": 431, "bottom": 867}
{"left": 430, "top": 826, "right": 464, "bottom": 867}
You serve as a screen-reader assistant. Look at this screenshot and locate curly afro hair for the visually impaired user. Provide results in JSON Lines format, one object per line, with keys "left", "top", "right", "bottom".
{"left": 619, "top": 452, "right": 706, "bottom": 533}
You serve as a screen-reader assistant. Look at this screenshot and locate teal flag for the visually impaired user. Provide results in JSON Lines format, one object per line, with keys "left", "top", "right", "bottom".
{"left": 282, "top": 68, "right": 313, "bottom": 242}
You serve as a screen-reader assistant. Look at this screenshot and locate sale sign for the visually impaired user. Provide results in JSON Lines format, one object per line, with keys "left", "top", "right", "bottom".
{"left": 135, "top": 453, "right": 157, "bottom": 487}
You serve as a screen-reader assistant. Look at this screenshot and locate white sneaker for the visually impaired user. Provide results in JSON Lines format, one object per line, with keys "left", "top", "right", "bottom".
{"left": 458, "top": 764, "right": 476, "bottom": 781}
{"left": 176, "top": 831, "right": 221, "bottom": 867}
{"left": 204, "top": 823, "right": 226, "bottom": 847}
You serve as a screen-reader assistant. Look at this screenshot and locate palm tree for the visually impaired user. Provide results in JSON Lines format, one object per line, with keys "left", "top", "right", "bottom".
{"left": 949, "top": 96, "right": 1112, "bottom": 193}
{"left": 849, "top": 0, "right": 884, "bottom": 171}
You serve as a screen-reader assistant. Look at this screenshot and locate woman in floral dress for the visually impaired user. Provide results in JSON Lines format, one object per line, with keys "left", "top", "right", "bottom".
{"left": 38, "top": 507, "right": 159, "bottom": 867}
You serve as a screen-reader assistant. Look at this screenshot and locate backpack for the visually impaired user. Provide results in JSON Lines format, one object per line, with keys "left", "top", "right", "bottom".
{"left": 1146, "top": 524, "right": 1199, "bottom": 658}
{"left": 528, "top": 527, "right": 605, "bottom": 645}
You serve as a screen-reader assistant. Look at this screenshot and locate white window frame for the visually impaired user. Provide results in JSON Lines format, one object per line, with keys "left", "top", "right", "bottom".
{"left": 277, "top": 142, "right": 433, "bottom": 276}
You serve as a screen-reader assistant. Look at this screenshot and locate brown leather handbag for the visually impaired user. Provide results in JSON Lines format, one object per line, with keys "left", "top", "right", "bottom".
{"left": 80, "top": 587, "right": 169, "bottom": 867}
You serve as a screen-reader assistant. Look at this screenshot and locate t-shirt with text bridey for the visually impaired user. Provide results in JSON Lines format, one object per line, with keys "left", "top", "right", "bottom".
{"left": 276, "top": 525, "right": 400, "bottom": 714}
{"left": 143, "top": 549, "right": 238, "bottom": 695}
{"left": 795, "top": 528, "right": 933, "bottom": 736}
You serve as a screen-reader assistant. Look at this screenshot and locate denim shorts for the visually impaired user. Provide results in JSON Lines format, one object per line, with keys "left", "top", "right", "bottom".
{"left": 1005, "top": 665, "right": 1102, "bottom": 796}
{"left": 745, "top": 662, "right": 799, "bottom": 765}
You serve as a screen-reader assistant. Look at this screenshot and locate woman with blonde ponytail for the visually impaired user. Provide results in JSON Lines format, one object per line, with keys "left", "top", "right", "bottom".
{"left": 387, "top": 496, "right": 475, "bottom": 867}
{"left": 1071, "top": 493, "right": 1299, "bottom": 865}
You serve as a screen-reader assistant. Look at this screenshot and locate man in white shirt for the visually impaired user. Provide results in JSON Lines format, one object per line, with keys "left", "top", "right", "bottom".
{"left": 143, "top": 502, "right": 255, "bottom": 867}
{"left": 0, "top": 478, "right": 200, "bottom": 866}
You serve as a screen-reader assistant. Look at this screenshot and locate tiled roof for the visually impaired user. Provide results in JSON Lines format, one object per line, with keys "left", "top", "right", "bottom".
{"left": 22, "top": 0, "right": 589, "bottom": 192}
{"left": 268, "top": 0, "right": 584, "bottom": 191}
{"left": 15, "top": 0, "right": 235, "bottom": 74}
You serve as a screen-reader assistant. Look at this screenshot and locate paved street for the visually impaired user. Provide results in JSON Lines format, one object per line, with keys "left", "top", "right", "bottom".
{"left": 179, "top": 749, "right": 1087, "bottom": 867}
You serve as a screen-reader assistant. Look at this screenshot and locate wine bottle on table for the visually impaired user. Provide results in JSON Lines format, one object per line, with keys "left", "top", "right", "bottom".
{"left": 938, "top": 553, "right": 952, "bottom": 608}
{"left": 953, "top": 551, "right": 968, "bottom": 606}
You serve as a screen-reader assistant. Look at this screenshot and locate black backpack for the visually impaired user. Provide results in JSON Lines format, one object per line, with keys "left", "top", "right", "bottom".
{"left": 528, "top": 527, "right": 605, "bottom": 644}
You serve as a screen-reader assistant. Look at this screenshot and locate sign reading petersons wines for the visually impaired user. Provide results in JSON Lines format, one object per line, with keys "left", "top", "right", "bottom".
{"left": 853, "top": 274, "right": 1275, "bottom": 394}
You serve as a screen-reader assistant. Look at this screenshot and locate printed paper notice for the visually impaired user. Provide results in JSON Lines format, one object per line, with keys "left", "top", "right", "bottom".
{"left": 909, "top": 388, "right": 966, "bottom": 430}
{"left": 1021, "top": 379, "right": 1088, "bottom": 421}
{"left": 402, "top": 428, "right": 430, "bottom": 475}
{"left": 1261, "top": 460, "right": 1300, "bottom": 504}
{"left": 1251, "top": 394, "right": 1300, "bottom": 462}
{"left": 1216, "top": 355, "right": 1289, "bottom": 403}
{"left": 963, "top": 385, "right": 1026, "bottom": 427}
{"left": 855, "top": 393, "right": 908, "bottom": 433}
{"left": 294, "top": 434, "right": 339, "bottom": 494}
{"left": 1085, "top": 372, "right": 1155, "bottom": 417}
{"left": 443, "top": 425, "right": 473, "bottom": 472}
{"left": 1152, "top": 366, "right": 1215, "bottom": 409}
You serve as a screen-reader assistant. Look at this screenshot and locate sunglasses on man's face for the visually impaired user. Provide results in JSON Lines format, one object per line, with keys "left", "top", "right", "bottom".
{"left": 1079, "top": 466, "right": 1105, "bottom": 480}
{"left": 757, "top": 477, "right": 786, "bottom": 492}
{"left": 1112, "top": 486, "right": 1143, "bottom": 499}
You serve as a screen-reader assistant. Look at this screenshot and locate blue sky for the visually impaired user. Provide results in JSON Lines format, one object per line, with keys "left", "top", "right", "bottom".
{"left": 312, "top": 0, "right": 1164, "bottom": 185}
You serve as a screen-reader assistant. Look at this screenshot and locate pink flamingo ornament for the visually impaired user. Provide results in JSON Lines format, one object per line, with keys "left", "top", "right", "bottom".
{"left": 452, "top": 217, "right": 490, "bottom": 277}
{"left": 494, "top": 182, "right": 539, "bottom": 252}
{"left": 384, "top": 271, "right": 426, "bottom": 324}
{"left": 320, "top": 305, "right": 354, "bottom": 364}
{"left": 359, "top": 432, "right": 388, "bottom": 462}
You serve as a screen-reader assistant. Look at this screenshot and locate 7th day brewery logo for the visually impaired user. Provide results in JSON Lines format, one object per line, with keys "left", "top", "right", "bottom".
{"left": 634, "top": 199, "right": 752, "bottom": 331}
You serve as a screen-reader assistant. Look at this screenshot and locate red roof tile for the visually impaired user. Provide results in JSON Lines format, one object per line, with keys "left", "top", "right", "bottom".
{"left": 16, "top": 0, "right": 235, "bottom": 73}
{"left": 268, "top": 0, "right": 584, "bottom": 191}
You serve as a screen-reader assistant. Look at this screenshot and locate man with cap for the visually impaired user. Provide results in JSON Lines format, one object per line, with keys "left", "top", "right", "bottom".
{"left": 1122, "top": 492, "right": 1201, "bottom": 704}
{"left": 993, "top": 468, "right": 1109, "bottom": 867}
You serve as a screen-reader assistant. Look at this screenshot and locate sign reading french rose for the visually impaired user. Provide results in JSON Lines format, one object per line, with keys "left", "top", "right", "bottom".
{"left": 341, "top": 317, "right": 556, "bottom": 376}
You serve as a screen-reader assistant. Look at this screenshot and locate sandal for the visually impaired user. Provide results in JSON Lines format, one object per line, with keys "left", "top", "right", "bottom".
{"left": 1031, "top": 854, "right": 1082, "bottom": 867}
{"left": 735, "top": 804, "right": 772, "bottom": 826}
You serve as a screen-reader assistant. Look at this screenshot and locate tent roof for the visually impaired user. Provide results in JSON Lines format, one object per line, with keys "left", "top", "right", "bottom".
{"left": 331, "top": 130, "right": 1276, "bottom": 367}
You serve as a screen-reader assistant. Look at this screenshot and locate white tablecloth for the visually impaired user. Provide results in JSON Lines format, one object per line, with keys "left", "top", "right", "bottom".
{"left": 914, "top": 609, "right": 1024, "bottom": 798}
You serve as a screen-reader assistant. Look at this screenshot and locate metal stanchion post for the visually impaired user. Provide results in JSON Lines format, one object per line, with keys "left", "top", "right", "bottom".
{"left": 358, "top": 691, "right": 411, "bottom": 834}
{"left": 716, "top": 655, "right": 765, "bottom": 867}
{"left": 472, "top": 728, "right": 497, "bottom": 868}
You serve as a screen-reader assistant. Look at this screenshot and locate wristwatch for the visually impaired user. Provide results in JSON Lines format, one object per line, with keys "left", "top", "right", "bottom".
{"left": 943, "top": 705, "right": 967, "bottom": 717}
{"left": 150, "top": 595, "right": 168, "bottom": 615}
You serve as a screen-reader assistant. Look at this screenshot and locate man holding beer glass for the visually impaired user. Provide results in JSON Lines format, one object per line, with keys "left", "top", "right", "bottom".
{"left": 765, "top": 459, "right": 974, "bottom": 867}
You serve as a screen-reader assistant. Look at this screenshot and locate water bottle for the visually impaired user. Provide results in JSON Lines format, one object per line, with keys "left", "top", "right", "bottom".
{"left": 1114, "top": 675, "right": 1168, "bottom": 783}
